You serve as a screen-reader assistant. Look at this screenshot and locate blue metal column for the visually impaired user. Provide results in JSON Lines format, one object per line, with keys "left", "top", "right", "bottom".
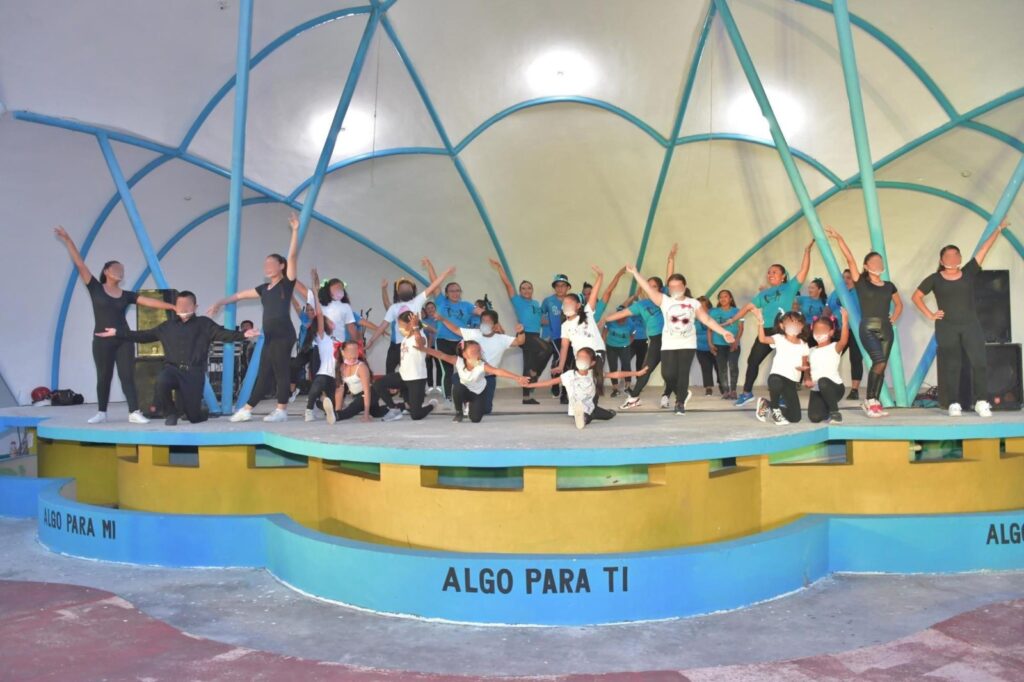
{"left": 96, "top": 134, "right": 169, "bottom": 289}
{"left": 219, "top": 0, "right": 255, "bottom": 413}
{"left": 631, "top": 2, "right": 716, "bottom": 293}
{"left": 295, "top": 9, "right": 381, "bottom": 246}
{"left": 713, "top": 0, "right": 877, "bottom": 396}
{"left": 906, "top": 153, "right": 1024, "bottom": 399}
{"left": 833, "top": 0, "right": 909, "bottom": 406}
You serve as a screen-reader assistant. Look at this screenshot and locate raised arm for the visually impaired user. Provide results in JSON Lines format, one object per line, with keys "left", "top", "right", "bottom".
{"left": 554, "top": 337, "right": 571, "bottom": 375}
{"left": 488, "top": 258, "right": 516, "bottom": 299}
{"left": 665, "top": 242, "right": 678, "bottom": 281}
{"left": 601, "top": 266, "right": 627, "bottom": 304}
{"left": 795, "top": 240, "right": 813, "bottom": 284}
{"left": 975, "top": 220, "right": 1008, "bottom": 265}
{"left": 825, "top": 226, "right": 859, "bottom": 281}
{"left": 285, "top": 213, "right": 300, "bottom": 281}
{"left": 752, "top": 309, "right": 773, "bottom": 345}
{"left": 380, "top": 278, "right": 391, "bottom": 309}
{"left": 422, "top": 266, "right": 455, "bottom": 299}
{"left": 311, "top": 268, "right": 325, "bottom": 337}
{"left": 587, "top": 265, "right": 604, "bottom": 310}
{"left": 54, "top": 225, "right": 94, "bottom": 285}
{"left": 422, "top": 257, "right": 439, "bottom": 285}
{"left": 626, "top": 264, "right": 662, "bottom": 306}
{"left": 836, "top": 308, "right": 850, "bottom": 353}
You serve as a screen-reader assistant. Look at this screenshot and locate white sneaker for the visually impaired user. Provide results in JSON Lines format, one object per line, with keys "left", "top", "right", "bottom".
{"left": 684, "top": 389, "right": 693, "bottom": 408}
{"left": 128, "top": 410, "right": 150, "bottom": 424}
{"left": 428, "top": 398, "right": 440, "bottom": 410}
{"left": 659, "top": 395, "right": 671, "bottom": 409}
{"left": 573, "top": 402, "right": 587, "bottom": 430}
{"left": 948, "top": 402, "right": 963, "bottom": 417}
{"left": 444, "top": 398, "right": 453, "bottom": 409}
{"left": 304, "top": 409, "right": 315, "bottom": 422}
{"left": 229, "top": 408, "right": 253, "bottom": 423}
{"left": 263, "top": 408, "right": 288, "bottom": 423}
{"left": 770, "top": 408, "right": 790, "bottom": 426}
{"left": 87, "top": 412, "right": 107, "bottom": 424}
{"left": 288, "top": 387, "right": 300, "bottom": 403}
{"left": 323, "top": 397, "right": 336, "bottom": 425}
{"left": 462, "top": 403, "right": 469, "bottom": 417}
{"left": 620, "top": 395, "right": 641, "bottom": 410}
{"left": 755, "top": 397, "right": 770, "bottom": 423}
{"left": 974, "top": 400, "right": 993, "bottom": 418}
{"left": 383, "top": 408, "right": 404, "bottom": 422}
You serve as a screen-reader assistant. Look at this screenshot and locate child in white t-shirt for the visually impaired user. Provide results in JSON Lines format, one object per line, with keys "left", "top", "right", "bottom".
{"left": 427, "top": 340, "right": 529, "bottom": 423}
{"left": 370, "top": 311, "right": 438, "bottom": 421}
{"left": 807, "top": 308, "right": 849, "bottom": 424}
{"left": 305, "top": 269, "right": 339, "bottom": 422}
{"left": 754, "top": 310, "right": 810, "bottom": 425}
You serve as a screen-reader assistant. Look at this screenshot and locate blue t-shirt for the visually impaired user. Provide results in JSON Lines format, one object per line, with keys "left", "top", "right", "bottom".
{"left": 709, "top": 306, "right": 739, "bottom": 346}
{"left": 797, "top": 295, "right": 827, "bottom": 321}
{"left": 695, "top": 318, "right": 711, "bottom": 351}
{"left": 628, "top": 299, "right": 664, "bottom": 338}
{"left": 827, "top": 287, "right": 861, "bottom": 318}
{"left": 594, "top": 300, "right": 607, "bottom": 322}
{"left": 631, "top": 314, "right": 648, "bottom": 341}
{"left": 436, "top": 296, "right": 476, "bottom": 342}
{"left": 605, "top": 318, "right": 632, "bottom": 348}
{"left": 752, "top": 279, "right": 801, "bottom": 326}
{"left": 541, "top": 294, "right": 565, "bottom": 339}
{"left": 511, "top": 295, "right": 542, "bottom": 334}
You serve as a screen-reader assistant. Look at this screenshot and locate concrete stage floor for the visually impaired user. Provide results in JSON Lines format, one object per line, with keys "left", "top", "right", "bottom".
{"left": 2, "top": 518, "right": 1022, "bottom": 679}
{"left": 4, "top": 388, "right": 1024, "bottom": 466}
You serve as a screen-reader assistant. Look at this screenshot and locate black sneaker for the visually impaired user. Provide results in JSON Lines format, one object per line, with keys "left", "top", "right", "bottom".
{"left": 846, "top": 388, "right": 859, "bottom": 401}
{"left": 560, "top": 394, "right": 569, "bottom": 405}
{"left": 452, "top": 413, "right": 464, "bottom": 423}
{"left": 522, "top": 398, "right": 540, "bottom": 405}
{"left": 829, "top": 411, "right": 843, "bottom": 424}
{"left": 610, "top": 389, "right": 620, "bottom": 398}
{"left": 674, "top": 404, "right": 686, "bottom": 415}
{"left": 164, "top": 414, "right": 178, "bottom": 427}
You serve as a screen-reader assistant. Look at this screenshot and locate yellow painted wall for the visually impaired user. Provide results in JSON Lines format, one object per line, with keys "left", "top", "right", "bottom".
{"left": 31, "top": 436, "right": 1024, "bottom": 554}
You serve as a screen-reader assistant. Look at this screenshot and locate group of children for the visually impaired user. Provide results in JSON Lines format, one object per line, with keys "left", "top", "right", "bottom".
{"left": 58, "top": 210, "right": 1010, "bottom": 429}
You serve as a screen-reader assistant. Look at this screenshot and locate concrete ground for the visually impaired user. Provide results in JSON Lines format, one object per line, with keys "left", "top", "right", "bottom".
{"left": 3, "top": 518, "right": 1023, "bottom": 678}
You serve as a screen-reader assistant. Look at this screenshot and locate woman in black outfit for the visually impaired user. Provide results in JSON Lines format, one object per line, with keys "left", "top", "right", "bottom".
{"left": 54, "top": 226, "right": 175, "bottom": 424}
{"left": 826, "top": 227, "right": 903, "bottom": 418}
{"left": 208, "top": 213, "right": 310, "bottom": 423}
{"left": 912, "top": 221, "right": 1008, "bottom": 418}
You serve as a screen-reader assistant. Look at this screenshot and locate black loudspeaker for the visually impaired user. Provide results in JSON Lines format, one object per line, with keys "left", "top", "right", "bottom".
{"left": 974, "top": 270, "right": 1011, "bottom": 343}
{"left": 133, "top": 357, "right": 166, "bottom": 418}
{"left": 959, "top": 343, "right": 1022, "bottom": 411}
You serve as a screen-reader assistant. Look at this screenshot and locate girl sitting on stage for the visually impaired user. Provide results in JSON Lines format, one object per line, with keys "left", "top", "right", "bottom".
{"left": 754, "top": 310, "right": 810, "bottom": 426}
{"left": 426, "top": 341, "right": 530, "bottom": 423}
{"left": 322, "top": 341, "right": 389, "bottom": 423}
{"left": 528, "top": 347, "right": 648, "bottom": 430}
{"left": 806, "top": 308, "right": 850, "bottom": 424}
{"left": 371, "top": 311, "right": 438, "bottom": 422}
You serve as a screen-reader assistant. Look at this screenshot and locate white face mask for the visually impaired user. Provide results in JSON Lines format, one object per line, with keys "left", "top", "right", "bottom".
{"left": 563, "top": 305, "right": 577, "bottom": 317}
{"left": 343, "top": 357, "right": 359, "bottom": 366}
{"left": 813, "top": 333, "right": 830, "bottom": 344}
{"left": 576, "top": 359, "right": 591, "bottom": 371}
{"left": 479, "top": 323, "right": 494, "bottom": 335}
{"left": 784, "top": 325, "right": 802, "bottom": 337}
{"left": 176, "top": 312, "right": 194, "bottom": 320}
{"left": 669, "top": 289, "right": 685, "bottom": 299}
{"left": 865, "top": 267, "right": 885, "bottom": 276}
{"left": 942, "top": 262, "right": 961, "bottom": 271}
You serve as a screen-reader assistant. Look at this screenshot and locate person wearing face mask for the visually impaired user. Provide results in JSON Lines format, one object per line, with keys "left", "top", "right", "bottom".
{"left": 826, "top": 227, "right": 904, "bottom": 417}
{"left": 423, "top": 258, "right": 480, "bottom": 405}
{"left": 527, "top": 347, "right": 648, "bottom": 429}
{"left": 752, "top": 310, "right": 810, "bottom": 426}
{"left": 55, "top": 226, "right": 177, "bottom": 425}
{"left": 426, "top": 340, "right": 530, "bottom": 423}
{"left": 727, "top": 241, "right": 813, "bottom": 407}
{"left": 371, "top": 311, "right": 439, "bottom": 422}
{"left": 806, "top": 309, "right": 850, "bottom": 424}
{"left": 827, "top": 269, "right": 863, "bottom": 401}
{"left": 912, "top": 221, "right": 1008, "bottom": 418}
{"left": 302, "top": 269, "right": 340, "bottom": 422}
{"left": 434, "top": 310, "right": 526, "bottom": 415}
{"left": 541, "top": 274, "right": 573, "bottom": 401}
{"left": 553, "top": 266, "right": 609, "bottom": 395}
{"left": 626, "top": 265, "right": 735, "bottom": 415}
{"left": 317, "top": 277, "right": 358, "bottom": 343}
{"left": 324, "top": 341, "right": 388, "bottom": 423}
{"left": 96, "top": 291, "right": 259, "bottom": 426}
{"left": 488, "top": 259, "right": 554, "bottom": 405}
{"left": 368, "top": 264, "right": 453, "bottom": 374}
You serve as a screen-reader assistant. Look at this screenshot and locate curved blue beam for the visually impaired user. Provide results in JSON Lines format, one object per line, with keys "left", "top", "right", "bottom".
{"left": 179, "top": 6, "right": 372, "bottom": 152}
{"left": 381, "top": 13, "right": 515, "bottom": 283}
{"left": 287, "top": 146, "right": 447, "bottom": 201}
{"left": 705, "top": 87, "right": 1024, "bottom": 295}
{"left": 961, "top": 121, "right": 1024, "bottom": 154}
{"left": 675, "top": 133, "right": 844, "bottom": 187}
{"left": 632, "top": 2, "right": 717, "bottom": 292}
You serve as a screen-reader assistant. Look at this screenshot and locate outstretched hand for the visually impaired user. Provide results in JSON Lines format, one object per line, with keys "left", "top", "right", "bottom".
{"left": 244, "top": 328, "right": 261, "bottom": 339}
{"left": 591, "top": 264, "right": 603, "bottom": 276}
{"left": 669, "top": 242, "right": 678, "bottom": 257}
{"left": 488, "top": 258, "right": 502, "bottom": 270}
{"left": 824, "top": 225, "right": 840, "bottom": 240}
{"left": 288, "top": 213, "right": 299, "bottom": 232}
{"left": 205, "top": 303, "right": 221, "bottom": 317}
{"left": 625, "top": 264, "right": 638, "bottom": 275}
{"left": 636, "top": 366, "right": 649, "bottom": 376}
{"left": 722, "top": 331, "right": 736, "bottom": 344}
{"left": 54, "top": 225, "right": 71, "bottom": 243}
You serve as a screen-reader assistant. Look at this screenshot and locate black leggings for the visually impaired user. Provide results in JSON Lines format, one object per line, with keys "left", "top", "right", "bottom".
{"left": 306, "top": 374, "right": 336, "bottom": 411}
{"left": 628, "top": 334, "right": 663, "bottom": 398}
{"left": 714, "top": 344, "right": 740, "bottom": 393}
{"left": 425, "top": 352, "right": 442, "bottom": 388}
{"left": 385, "top": 341, "right": 402, "bottom": 374}
{"left": 606, "top": 346, "right": 633, "bottom": 387}
{"left": 845, "top": 335, "right": 864, "bottom": 383}
{"left": 696, "top": 350, "right": 717, "bottom": 389}
{"left": 436, "top": 338, "right": 461, "bottom": 400}
{"left": 521, "top": 332, "right": 554, "bottom": 396}
{"left": 767, "top": 374, "right": 802, "bottom": 422}
{"left": 335, "top": 389, "right": 390, "bottom": 420}
{"left": 92, "top": 337, "right": 138, "bottom": 412}
{"left": 453, "top": 382, "right": 486, "bottom": 423}
{"left": 808, "top": 378, "right": 845, "bottom": 422}
{"left": 742, "top": 330, "right": 776, "bottom": 393}
{"left": 373, "top": 374, "right": 434, "bottom": 420}
{"left": 859, "top": 318, "right": 894, "bottom": 401}
{"left": 585, "top": 404, "right": 616, "bottom": 424}
{"left": 248, "top": 334, "right": 295, "bottom": 408}
{"left": 661, "top": 348, "right": 696, "bottom": 405}
{"left": 631, "top": 339, "right": 649, "bottom": 369}
{"left": 935, "top": 321, "right": 987, "bottom": 408}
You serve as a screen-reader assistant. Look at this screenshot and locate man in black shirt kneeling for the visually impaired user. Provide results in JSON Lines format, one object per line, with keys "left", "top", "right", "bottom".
{"left": 97, "top": 291, "right": 261, "bottom": 425}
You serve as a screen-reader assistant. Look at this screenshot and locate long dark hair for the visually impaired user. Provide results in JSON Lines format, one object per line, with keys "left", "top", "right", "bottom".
{"left": 810, "top": 277, "right": 827, "bottom": 302}
{"left": 99, "top": 260, "right": 121, "bottom": 284}
{"left": 318, "top": 278, "right": 349, "bottom": 306}
{"left": 938, "top": 245, "right": 960, "bottom": 272}
{"left": 717, "top": 289, "right": 735, "bottom": 308}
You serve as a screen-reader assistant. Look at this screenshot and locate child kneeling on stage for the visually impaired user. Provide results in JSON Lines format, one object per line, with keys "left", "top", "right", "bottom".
{"left": 321, "top": 341, "right": 389, "bottom": 423}
{"left": 754, "top": 310, "right": 810, "bottom": 426}
{"left": 426, "top": 340, "right": 530, "bottom": 423}
{"left": 371, "top": 311, "right": 437, "bottom": 422}
{"left": 806, "top": 308, "right": 850, "bottom": 424}
{"left": 528, "top": 347, "right": 647, "bottom": 430}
